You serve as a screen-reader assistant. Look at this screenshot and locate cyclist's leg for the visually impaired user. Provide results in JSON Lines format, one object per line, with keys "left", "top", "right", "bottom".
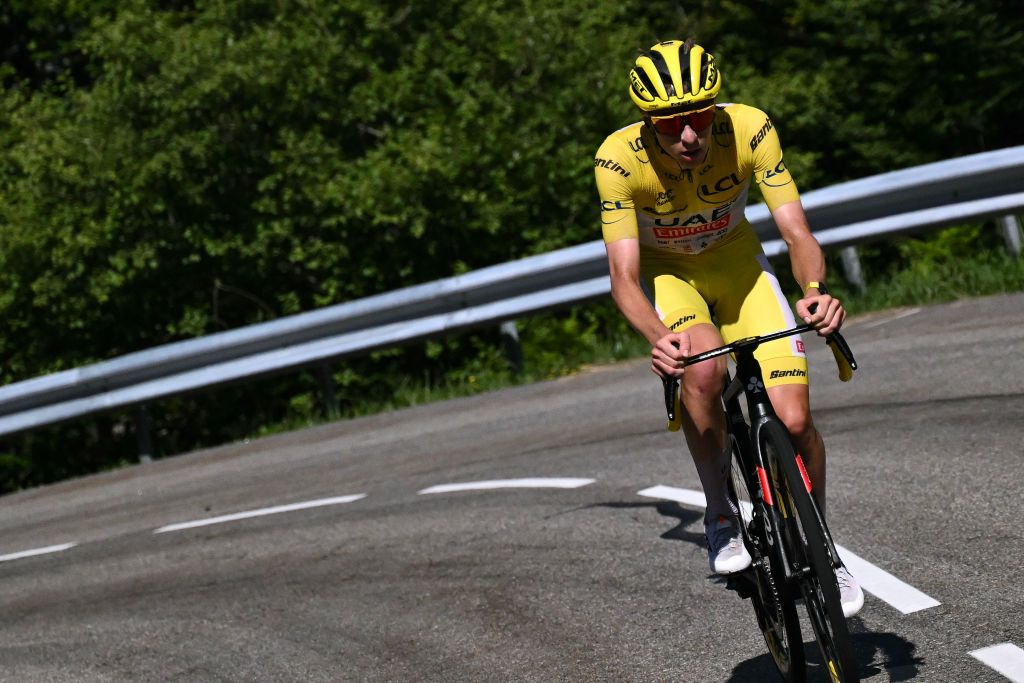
{"left": 767, "top": 383, "right": 826, "bottom": 514}
{"left": 645, "top": 264, "right": 752, "bottom": 572}
{"left": 643, "top": 269, "right": 733, "bottom": 523}
{"left": 679, "top": 322, "right": 733, "bottom": 514}
{"left": 707, "top": 227, "right": 822, "bottom": 507}
{"left": 768, "top": 382, "right": 863, "bottom": 618}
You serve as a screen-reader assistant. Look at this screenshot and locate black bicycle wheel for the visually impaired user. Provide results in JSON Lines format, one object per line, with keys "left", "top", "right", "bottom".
{"left": 728, "top": 434, "right": 805, "bottom": 682}
{"left": 761, "top": 421, "right": 860, "bottom": 683}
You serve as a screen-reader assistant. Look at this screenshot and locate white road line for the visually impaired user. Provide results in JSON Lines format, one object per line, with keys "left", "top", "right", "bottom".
{"left": 418, "top": 478, "right": 595, "bottom": 495}
{"left": 969, "top": 643, "right": 1024, "bottom": 682}
{"left": 637, "top": 485, "right": 707, "bottom": 508}
{"left": 0, "top": 542, "right": 78, "bottom": 563}
{"left": 153, "top": 495, "right": 366, "bottom": 533}
{"left": 835, "top": 544, "right": 940, "bottom": 614}
{"left": 856, "top": 307, "right": 921, "bottom": 330}
{"left": 637, "top": 485, "right": 941, "bottom": 614}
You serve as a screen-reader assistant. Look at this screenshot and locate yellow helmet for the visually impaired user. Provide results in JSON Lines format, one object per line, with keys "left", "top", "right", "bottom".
{"left": 629, "top": 40, "right": 721, "bottom": 114}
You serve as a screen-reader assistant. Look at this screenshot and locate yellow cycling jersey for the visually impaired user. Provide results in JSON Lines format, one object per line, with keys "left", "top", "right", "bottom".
{"left": 595, "top": 103, "right": 800, "bottom": 255}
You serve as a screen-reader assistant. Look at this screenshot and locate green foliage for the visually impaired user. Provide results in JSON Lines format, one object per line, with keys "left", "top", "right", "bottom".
{"left": 699, "top": 0, "right": 1024, "bottom": 186}
{"left": 1, "top": 0, "right": 1023, "bottom": 492}
{"left": 841, "top": 224, "right": 1024, "bottom": 309}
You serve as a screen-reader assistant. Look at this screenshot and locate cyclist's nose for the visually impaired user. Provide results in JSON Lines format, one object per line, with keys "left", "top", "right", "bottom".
{"left": 680, "top": 124, "right": 699, "bottom": 144}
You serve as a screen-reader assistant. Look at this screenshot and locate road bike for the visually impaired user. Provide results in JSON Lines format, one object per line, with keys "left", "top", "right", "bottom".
{"left": 662, "top": 323, "right": 859, "bottom": 683}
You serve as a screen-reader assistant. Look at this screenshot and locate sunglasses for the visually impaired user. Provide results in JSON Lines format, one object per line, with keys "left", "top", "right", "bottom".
{"left": 650, "top": 107, "right": 716, "bottom": 136}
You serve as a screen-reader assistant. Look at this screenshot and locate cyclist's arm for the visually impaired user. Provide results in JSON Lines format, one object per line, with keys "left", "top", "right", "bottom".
{"left": 772, "top": 200, "right": 845, "bottom": 335}
{"left": 605, "top": 238, "right": 689, "bottom": 376}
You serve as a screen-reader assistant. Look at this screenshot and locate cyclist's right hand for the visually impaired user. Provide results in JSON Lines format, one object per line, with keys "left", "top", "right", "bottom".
{"left": 651, "top": 332, "right": 690, "bottom": 378}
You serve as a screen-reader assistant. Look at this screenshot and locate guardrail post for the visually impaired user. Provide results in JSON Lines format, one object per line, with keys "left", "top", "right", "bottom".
{"left": 500, "top": 321, "right": 524, "bottom": 375}
{"left": 998, "top": 214, "right": 1022, "bottom": 256}
{"left": 135, "top": 405, "right": 153, "bottom": 463}
{"left": 839, "top": 246, "right": 867, "bottom": 295}
{"left": 316, "top": 364, "right": 340, "bottom": 419}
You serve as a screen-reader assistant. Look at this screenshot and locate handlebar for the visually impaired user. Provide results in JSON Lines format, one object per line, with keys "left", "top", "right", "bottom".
{"left": 663, "top": 325, "right": 857, "bottom": 431}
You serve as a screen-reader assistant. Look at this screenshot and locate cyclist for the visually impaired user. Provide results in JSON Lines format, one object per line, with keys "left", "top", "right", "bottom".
{"left": 595, "top": 38, "right": 863, "bottom": 617}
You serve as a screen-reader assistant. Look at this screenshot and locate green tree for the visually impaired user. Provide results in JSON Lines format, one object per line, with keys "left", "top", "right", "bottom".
{"left": 2, "top": 0, "right": 1022, "bottom": 492}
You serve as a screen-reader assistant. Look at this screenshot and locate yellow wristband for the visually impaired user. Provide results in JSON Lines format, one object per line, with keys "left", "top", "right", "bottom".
{"left": 806, "top": 281, "right": 828, "bottom": 295}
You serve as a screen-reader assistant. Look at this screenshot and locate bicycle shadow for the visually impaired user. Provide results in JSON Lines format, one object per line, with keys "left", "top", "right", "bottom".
{"left": 592, "top": 500, "right": 707, "bottom": 546}
{"left": 594, "top": 502, "right": 925, "bottom": 681}
{"left": 727, "top": 621, "right": 924, "bottom": 682}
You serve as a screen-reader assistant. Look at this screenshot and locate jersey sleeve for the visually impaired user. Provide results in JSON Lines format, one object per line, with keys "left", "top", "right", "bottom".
{"left": 744, "top": 108, "right": 801, "bottom": 212}
{"left": 594, "top": 136, "right": 639, "bottom": 244}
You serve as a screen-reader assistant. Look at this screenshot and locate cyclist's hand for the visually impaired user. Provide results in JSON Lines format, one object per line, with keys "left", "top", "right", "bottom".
{"left": 651, "top": 332, "right": 690, "bottom": 378}
{"left": 797, "top": 293, "right": 846, "bottom": 336}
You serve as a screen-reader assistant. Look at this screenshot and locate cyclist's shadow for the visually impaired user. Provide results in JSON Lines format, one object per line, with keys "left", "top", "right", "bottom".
{"left": 595, "top": 500, "right": 707, "bottom": 546}
{"left": 595, "top": 502, "right": 925, "bottom": 681}
{"left": 728, "top": 619, "right": 924, "bottom": 682}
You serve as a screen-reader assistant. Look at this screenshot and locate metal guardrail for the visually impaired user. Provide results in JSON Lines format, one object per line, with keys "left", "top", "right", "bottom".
{"left": 748, "top": 144, "right": 1024, "bottom": 240}
{"left": 1, "top": 146, "right": 1023, "bottom": 438}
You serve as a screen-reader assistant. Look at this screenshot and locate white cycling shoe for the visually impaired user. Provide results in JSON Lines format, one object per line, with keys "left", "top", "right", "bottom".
{"left": 836, "top": 566, "right": 864, "bottom": 617}
{"left": 705, "top": 516, "right": 752, "bottom": 574}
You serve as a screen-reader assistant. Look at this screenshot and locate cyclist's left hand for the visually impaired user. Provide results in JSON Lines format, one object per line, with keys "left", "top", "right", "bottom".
{"left": 796, "top": 293, "right": 845, "bottom": 336}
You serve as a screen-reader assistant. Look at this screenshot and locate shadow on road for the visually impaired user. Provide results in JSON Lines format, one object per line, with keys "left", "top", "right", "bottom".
{"left": 847, "top": 623, "right": 924, "bottom": 681}
{"left": 728, "top": 623, "right": 923, "bottom": 682}
{"left": 592, "top": 502, "right": 924, "bottom": 680}
{"left": 590, "top": 500, "right": 706, "bottom": 547}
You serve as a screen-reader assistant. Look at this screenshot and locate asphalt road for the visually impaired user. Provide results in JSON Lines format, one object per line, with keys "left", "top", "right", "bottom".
{"left": 1, "top": 292, "right": 1023, "bottom": 682}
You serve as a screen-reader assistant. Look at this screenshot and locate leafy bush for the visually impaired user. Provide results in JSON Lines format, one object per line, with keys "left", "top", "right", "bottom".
{"left": 1, "top": 0, "right": 1022, "bottom": 491}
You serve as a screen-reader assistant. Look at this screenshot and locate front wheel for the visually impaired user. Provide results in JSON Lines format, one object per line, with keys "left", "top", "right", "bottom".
{"left": 728, "top": 434, "right": 804, "bottom": 682}
{"left": 761, "top": 421, "right": 860, "bottom": 683}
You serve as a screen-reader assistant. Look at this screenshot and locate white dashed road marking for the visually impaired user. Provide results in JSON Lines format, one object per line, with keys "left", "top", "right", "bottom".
{"left": 637, "top": 485, "right": 941, "bottom": 614}
{"left": 637, "top": 485, "right": 707, "bottom": 508}
{"left": 154, "top": 494, "right": 366, "bottom": 533}
{"left": 835, "top": 544, "right": 941, "bottom": 614}
{"left": 0, "top": 542, "right": 78, "bottom": 563}
{"left": 969, "top": 643, "right": 1024, "bottom": 682}
{"left": 418, "top": 478, "right": 595, "bottom": 494}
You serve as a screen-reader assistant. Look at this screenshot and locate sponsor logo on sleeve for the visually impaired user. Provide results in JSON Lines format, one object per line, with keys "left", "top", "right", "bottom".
{"left": 769, "top": 369, "right": 807, "bottom": 379}
{"left": 669, "top": 314, "right": 697, "bottom": 330}
{"left": 749, "top": 118, "right": 774, "bottom": 152}
{"left": 761, "top": 160, "right": 792, "bottom": 187}
{"left": 595, "top": 157, "right": 630, "bottom": 177}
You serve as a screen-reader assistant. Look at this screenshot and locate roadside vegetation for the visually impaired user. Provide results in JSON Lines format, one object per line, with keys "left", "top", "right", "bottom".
{"left": 258, "top": 224, "right": 1024, "bottom": 433}
{"left": 1, "top": 0, "right": 1022, "bottom": 492}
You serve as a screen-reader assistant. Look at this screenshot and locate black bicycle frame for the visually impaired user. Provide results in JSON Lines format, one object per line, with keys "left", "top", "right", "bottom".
{"left": 727, "top": 346, "right": 808, "bottom": 585}
{"left": 727, "top": 340, "right": 844, "bottom": 581}
{"left": 664, "top": 322, "right": 852, "bottom": 581}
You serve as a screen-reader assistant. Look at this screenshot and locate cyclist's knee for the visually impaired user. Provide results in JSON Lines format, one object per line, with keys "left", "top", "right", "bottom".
{"left": 683, "top": 356, "right": 726, "bottom": 401}
{"left": 777, "top": 404, "right": 814, "bottom": 442}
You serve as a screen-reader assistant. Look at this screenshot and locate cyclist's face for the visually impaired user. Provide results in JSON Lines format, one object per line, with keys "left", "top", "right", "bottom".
{"left": 649, "top": 107, "right": 715, "bottom": 168}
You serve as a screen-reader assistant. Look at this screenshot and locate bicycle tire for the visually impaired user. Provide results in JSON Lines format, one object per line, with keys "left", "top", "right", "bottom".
{"left": 728, "top": 434, "right": 805, "bottom": 683}
{"left": 761, "top": 420, "right": 860, "bottom": 683}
